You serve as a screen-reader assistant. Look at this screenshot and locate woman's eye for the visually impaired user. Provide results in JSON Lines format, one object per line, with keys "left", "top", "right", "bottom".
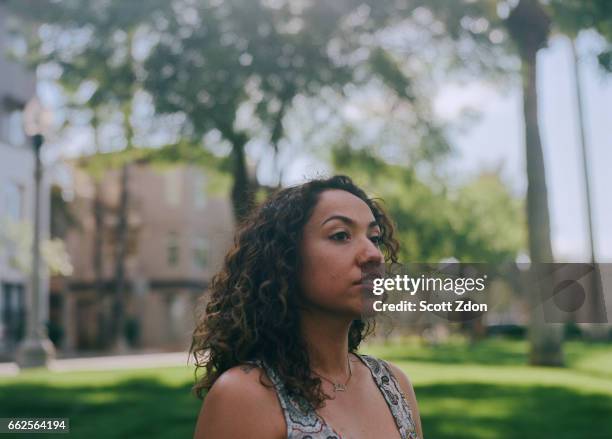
{"left": 369, "top": 235, "right": 383, "bottom": 246}
{"left": 330, "top": 231, "right": 350, "bottom": 241}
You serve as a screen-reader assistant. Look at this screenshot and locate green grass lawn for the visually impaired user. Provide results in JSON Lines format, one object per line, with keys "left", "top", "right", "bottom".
{"left": 363, "top": 337, "right": 612, "bottom": 439}
{"left": 0, "top": 338, "right": 611, "bottom": 438}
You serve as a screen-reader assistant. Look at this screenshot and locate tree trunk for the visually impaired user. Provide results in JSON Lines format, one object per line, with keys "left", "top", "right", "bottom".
{"left": 522, "top": 48, "right": 564, "bottom": 365}
{"left": 93, "top": 182, "right": 106, "bottom": 348}
{"left": 230, "top": 134, "right": 255, "bottom": 223}
{"left": 507, "top": 0, "right": 563, "bottom": 366}
{"left": 270, "top": 93, "right": 291, "bottom": 188}
{"left": 110, "top": 103, "right": 134, "bottom": 353}
{"left": 570, "top": 38, "right": 607, "bottom": 340}
{"left": 91, "top": 113, "right": 107, "bottom": 349}
{"left": 111, "top": 162, "right": 130, "bottom": 353}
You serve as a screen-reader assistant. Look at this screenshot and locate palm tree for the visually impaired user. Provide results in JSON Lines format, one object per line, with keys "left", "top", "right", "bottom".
{"left": 505, "top": 0, "right": 563, "bottom": 366}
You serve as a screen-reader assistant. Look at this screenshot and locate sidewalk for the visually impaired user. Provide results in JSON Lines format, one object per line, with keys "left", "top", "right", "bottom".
{"left": 0, "top": 351, "right": 194, "bottom": 377}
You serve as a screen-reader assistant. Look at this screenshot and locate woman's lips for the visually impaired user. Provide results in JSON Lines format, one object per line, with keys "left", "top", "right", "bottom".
{"left": 354, "top": 273, "right": 381, "bottom": 285}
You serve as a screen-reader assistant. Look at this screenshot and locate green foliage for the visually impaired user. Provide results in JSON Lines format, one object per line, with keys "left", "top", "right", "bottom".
{"left": 550, "top": 0, "right": 612, "bottom": 71}
{"left": 368, "top": 48, "right": 415, "bottom": 102}
{"left": 412, "top": 0, "right": 612, "bottom": 72}
{"left": 0, "top": 219, "right": 74, "bottom": 276}
{"left": 452, "top": 173, "right": 526, "bottom": 262}
{"left": 331, "top": 147, "right": 525, "bottom": 263}
{"left": 6, "top": 0, "right": 173, "bottom": 174}
{"left": 142, "top": 142, "right": 232, "bottom": 196}
{"left": 75, "top": 141, "right": 232, "bottom": 197}
{"left": 142, "top": 0, "right": 369, "bottom": 149}
{"left": 76, "top": 148, "right": 148, "bottom": 180}
{"left": 8, "top": 0, "right": 451, "bottom": 201}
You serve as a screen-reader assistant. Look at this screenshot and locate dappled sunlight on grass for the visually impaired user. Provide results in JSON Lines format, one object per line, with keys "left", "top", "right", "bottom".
{"left": 419, "top": 383, "right": 612, "bottom": 439}
{"left": 361, "top": 337, "right": 612, "bottom": 438}
{"left": 0, "top": 339, "right": 610, "bottom": 438}
{"left": 363, "top": 336, "right": 528, "bottom": 366}
{"left": 363, "top": 336, "right": 612, "bottom": 374}
{"left": 2, "top": 365, "right": 194, "bottom": 388}
{"left": 0, "top": 374, "right": 200, "bottom": 438}
{"left": 564, "top": 343, "right": 612, "bottom": 380}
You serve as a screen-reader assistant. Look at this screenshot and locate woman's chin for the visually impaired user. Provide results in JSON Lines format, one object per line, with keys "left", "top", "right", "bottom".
{"left": 358, "top": 296, "right": 377, "bottom": 318}
{"left": 342, "top": 289, "right": 376, "bottom": 319}
{"left": 353, "top": 283, "right": 377, "bottom": 318}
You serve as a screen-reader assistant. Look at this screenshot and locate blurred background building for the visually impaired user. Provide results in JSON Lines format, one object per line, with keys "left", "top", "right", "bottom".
{"left": 50, "top": 162, "right": 234, "bottom": 353}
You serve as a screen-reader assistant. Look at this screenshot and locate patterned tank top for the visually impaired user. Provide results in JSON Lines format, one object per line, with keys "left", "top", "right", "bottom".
{"left": 245, "top": 353, "right": 419, "bottom": 439}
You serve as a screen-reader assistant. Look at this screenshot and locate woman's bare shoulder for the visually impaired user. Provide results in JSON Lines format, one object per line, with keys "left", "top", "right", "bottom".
{"left": 385, "top": 360, "right": 424, "bottom": 439}
{"left": 193, "top": 364, "right": 286, "bottom": 439}
{"left": 384, "top": 361, "right": 414, "bottom": 392}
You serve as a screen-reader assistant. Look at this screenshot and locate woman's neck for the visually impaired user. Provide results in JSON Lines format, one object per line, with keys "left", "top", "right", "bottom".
{"left": 300, "top": 310, "right": 353, "bottom": 377}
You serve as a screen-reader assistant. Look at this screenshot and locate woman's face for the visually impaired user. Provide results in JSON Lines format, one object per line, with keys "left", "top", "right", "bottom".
{"left": 298, "top": 189, "right": 384, "bottom": 318}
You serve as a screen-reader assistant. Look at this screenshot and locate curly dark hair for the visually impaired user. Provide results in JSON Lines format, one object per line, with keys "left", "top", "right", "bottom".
{"left": 190, "top": 175, "right": 399, "bottom": 408}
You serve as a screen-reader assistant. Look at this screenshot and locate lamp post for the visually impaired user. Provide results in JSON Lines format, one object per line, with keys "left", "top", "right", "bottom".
{"left": 16, "top": 96, "right": 56, "bottom": 368}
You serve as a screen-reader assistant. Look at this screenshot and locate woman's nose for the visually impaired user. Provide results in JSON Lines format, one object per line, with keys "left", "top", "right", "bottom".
{"left": 357, "top": 236, "right": 383, "bottom": 266}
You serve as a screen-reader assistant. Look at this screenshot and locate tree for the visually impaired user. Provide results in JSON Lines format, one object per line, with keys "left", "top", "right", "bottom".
{"left": 143, "top": 0, "right": 357, "bottom": 220}
{"left": 551, "top": 0, "right": 612, "bottom": 71}
{"left": 504, "top": 0, "right": 612, "bottom": 356}
{"left": 421, "top": 0, "right": 611, "bottom": 364}
{"left": 550, "top": 0, "right": 612, "bottom": 338}
{"left": 351, "top": 0, "right": 609, "bottom": 364}
{"left": 7, "top": 0, "right": 170, "bottom": 351}
{"left": 503, "top": 0, "right": 563, "bottom": 366}
{"left": 331, "top": 147, "right": 525, "bottom": 264}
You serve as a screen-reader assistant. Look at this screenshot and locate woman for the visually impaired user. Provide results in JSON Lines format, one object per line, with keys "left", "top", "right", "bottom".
{"left": 192, "top": 175, "right": 423, "bottom": 439}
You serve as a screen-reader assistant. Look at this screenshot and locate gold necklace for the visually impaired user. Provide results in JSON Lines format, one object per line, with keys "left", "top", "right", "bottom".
{"left": 312, "top": 355, "right": 352, "bottom": 392}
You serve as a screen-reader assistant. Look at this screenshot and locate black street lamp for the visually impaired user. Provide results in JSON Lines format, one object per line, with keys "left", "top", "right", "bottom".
{"left": 16, "top": 96, "right": 56, "bottom": 368}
